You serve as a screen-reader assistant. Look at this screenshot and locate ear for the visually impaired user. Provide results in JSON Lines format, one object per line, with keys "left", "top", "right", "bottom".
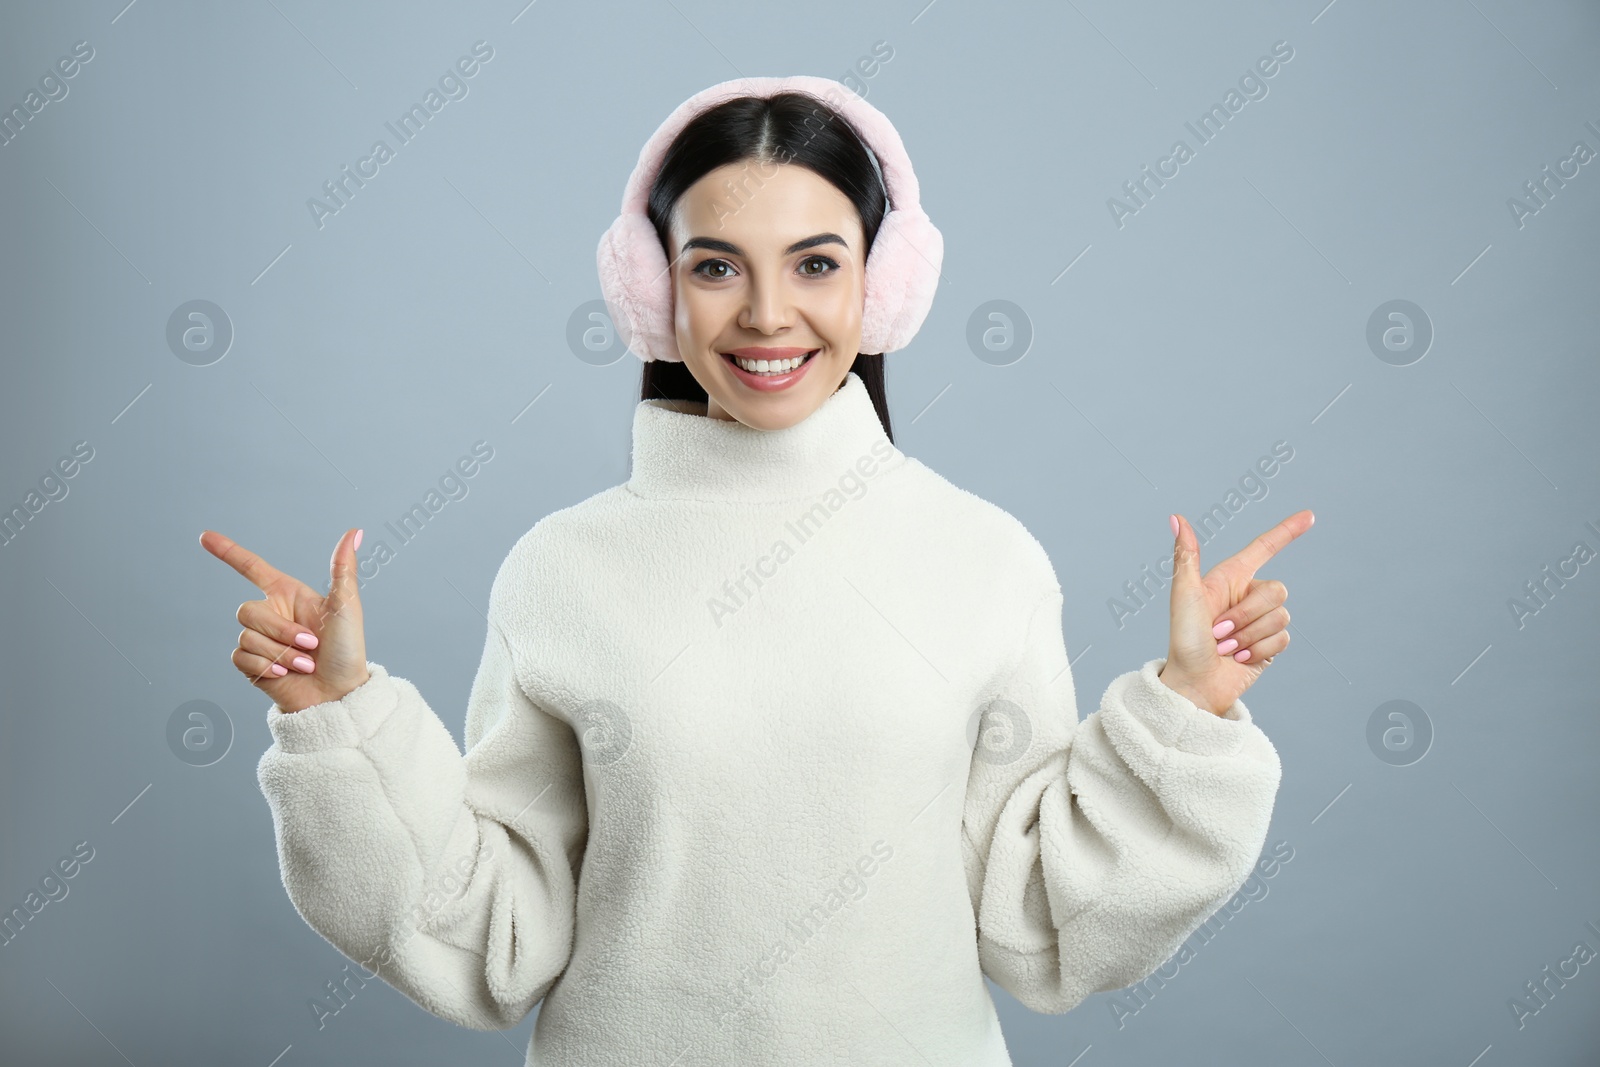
{"left": 860, "top": 205, "right": 943, "bottom": 354}
{"left": 598, "top": 213, "right": 676, "bottom": 362}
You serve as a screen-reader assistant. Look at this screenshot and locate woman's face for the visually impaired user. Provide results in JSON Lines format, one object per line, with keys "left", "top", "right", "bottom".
{"left": 665, "top": 160, "right": 867, "bottom": 429}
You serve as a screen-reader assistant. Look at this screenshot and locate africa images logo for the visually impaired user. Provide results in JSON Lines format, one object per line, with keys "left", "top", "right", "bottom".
{"left": 707, "top": 439, "right": 898, "bottom": 628}
{"left": 306, "top": 41, "right": 495, "bottom": 229}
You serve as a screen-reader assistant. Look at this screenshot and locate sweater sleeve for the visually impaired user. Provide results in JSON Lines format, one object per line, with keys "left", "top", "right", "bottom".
{"left": 254, "top": 562, "right": 588, "bottom": 1031}
{"left": 960, "top": 582, "right": 1282, "bottom": 1014}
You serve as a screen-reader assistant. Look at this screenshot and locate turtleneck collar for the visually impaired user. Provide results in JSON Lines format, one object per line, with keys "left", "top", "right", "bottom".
{"left": 626, "top": 371, "right": 907, "bottom": 503}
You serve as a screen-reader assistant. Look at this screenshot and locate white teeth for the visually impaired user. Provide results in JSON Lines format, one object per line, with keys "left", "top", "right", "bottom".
{"left": 731, "top": 352, "right": 814, "bottom": 374}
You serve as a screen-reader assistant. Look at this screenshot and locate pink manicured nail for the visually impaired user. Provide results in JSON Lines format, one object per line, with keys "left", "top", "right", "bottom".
{"left": 354, "top": 528, "right": 364, "bottom": 551}
{"left": 294, "top": 632, "right": 319, "bottom": 649}
{"left": 270, "top": 663, "right": 288, "bottom": 676}
{"left": 292, "top": 655, "right": 315, "bottom": 672}
{"left": 1234, "top": 648, "right": 1251, "bottom": 662}
{"left": 1217, "top": 638, "right": 1238, "bottom": 655}
{"left": 1213, "top": 619, "right": 1235, "bottom": 638}
{"left": 1169, "top": 514, "right": 1179, "bottom": 537}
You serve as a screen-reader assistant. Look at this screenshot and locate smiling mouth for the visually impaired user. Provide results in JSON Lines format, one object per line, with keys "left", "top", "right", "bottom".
{"left": 721, "top": 350, "right": 820, "bottom": 376}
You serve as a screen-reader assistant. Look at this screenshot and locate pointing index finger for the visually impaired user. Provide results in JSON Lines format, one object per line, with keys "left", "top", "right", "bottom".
{"left": 1223, "top": 509, "right": 1315, "bottom": 579}
{"left": 200, "top": 529, "right": 291, "bottom": 593}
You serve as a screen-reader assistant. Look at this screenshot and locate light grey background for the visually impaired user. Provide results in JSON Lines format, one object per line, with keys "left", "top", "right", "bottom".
{"left": 3, "top": 0, "right": 1598, "bottom": 1063}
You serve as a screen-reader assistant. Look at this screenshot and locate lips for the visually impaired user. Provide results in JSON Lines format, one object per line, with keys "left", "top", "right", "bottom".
{"left": 721, "top": 348, "right": 819, "bottom": 374}
{"left": 722, "top": 347, "right": 816, "bottom": 360}
{"left": 719, "top": 347, "right": 821, "bottom": 391}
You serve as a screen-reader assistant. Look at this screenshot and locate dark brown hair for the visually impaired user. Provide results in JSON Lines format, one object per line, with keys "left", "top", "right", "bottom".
{"left": 638, "top": 91, "right": 894, "bottom": 442}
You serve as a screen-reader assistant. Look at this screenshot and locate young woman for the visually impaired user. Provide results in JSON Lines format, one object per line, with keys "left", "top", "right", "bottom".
{"left": 202, "top": 75, "right": 1311, "bottom": 1066}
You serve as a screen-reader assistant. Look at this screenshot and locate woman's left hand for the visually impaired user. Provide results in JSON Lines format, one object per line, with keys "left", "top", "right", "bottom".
{"left": 1158, "top": 509, "right": 1315, "bottom": 716}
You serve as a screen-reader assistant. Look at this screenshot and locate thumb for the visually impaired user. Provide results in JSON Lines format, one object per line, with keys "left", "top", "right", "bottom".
{"left": 326, "top": 527, "right": 364, "bottom": 618}
{"left": 1169, "top": 513, "right": 1205, "bottom": 608}
{"left": 1167, "top": 514, "right": 1211, "bottom": 665}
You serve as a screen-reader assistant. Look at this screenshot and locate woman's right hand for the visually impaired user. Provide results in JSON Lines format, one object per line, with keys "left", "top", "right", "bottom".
{"left": 199, "top": 527, "right": 371, "bottom": 714}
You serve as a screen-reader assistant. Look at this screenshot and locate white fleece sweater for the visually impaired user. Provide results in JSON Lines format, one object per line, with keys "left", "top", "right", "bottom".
{"left": 256, "top": 371, "right": 1282, "bottom": 1066}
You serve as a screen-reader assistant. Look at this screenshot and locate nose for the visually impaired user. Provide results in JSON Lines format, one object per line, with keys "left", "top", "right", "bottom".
{"left": 738, "top": 270, "right": 796, "bottom": 334}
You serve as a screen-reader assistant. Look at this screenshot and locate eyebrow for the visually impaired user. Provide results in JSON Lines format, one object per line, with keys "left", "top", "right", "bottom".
{"left": 680, "top": 232, "right": 850, "bottom": 257}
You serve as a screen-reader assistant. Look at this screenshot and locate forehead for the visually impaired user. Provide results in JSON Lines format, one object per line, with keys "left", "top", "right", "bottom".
{"left": 670, "top": 161, "right": 862, "bottom": 249}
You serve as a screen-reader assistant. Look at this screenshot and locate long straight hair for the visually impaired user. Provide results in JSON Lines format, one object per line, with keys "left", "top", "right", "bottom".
{"left": 636, "top": 92, "right": 894, "bottom": 443}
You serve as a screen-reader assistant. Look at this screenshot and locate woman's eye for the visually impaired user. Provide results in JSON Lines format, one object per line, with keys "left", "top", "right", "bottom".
{"left": 691, "top": 259, "right": 734, "bottom": 279}
{"left": 691, "top": 256, "right": 839, "bottom": 279}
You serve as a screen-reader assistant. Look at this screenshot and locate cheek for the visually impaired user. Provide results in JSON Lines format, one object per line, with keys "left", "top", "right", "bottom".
{"left": 675, "top": 288, "right": 727, "bottom": 341}
{"left": 673, "top": 291, "right": 705, "bottom": 342}
{"left": 813, "top": 282, "right": 863, "bottom": 338}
